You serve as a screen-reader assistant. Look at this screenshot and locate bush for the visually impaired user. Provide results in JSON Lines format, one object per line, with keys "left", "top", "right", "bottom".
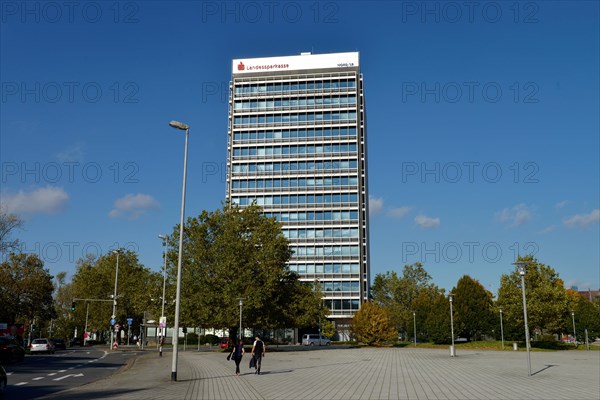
{"left": 350, "top": 301, "right": 398, "bottom": 346}
{"left": 198, "top": 334, "right": 220, "bottom": 345}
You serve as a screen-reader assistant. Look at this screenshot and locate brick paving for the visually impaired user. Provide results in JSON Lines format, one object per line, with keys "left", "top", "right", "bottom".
{"left": 47, "top": 347, "right": 600, "bottom": 399}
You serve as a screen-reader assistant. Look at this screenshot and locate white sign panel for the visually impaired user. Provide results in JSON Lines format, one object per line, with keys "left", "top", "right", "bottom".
{"left": 233, "top": 52, "right": 359, "bottom": 74}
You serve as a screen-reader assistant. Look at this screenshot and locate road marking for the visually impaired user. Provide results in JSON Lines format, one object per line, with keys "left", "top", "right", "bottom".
{"left": 6, "top": 372, "right": 13, "bottom": 376}
{"left": 58, "top": 369, "right": 67, "bottom": 373}
{"left": 86, "top": 351, "right": 90, "bottom": 354}
{"left": 48, "top": 373, "right": 57, "bottom": 376}
{"left": 68, "top": 367, "right": 74, "bottom": 370}
{"left": 15, "top": 382, "right": 28, "bottom": 386}
{"left": 33, "top": 377, "right": 44, "bottom": 381}
{"left": 53, "top": 374, "right": 84, "bottom": 381}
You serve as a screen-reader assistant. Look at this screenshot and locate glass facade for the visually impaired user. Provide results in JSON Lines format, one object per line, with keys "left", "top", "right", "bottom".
{"left": 226, "top": 52, "right": 369, "bottom": 319}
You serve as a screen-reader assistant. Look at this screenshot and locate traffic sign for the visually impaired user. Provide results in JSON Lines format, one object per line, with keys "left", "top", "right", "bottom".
{"left": 110, "top": 318, "right": 116, "bottom": 325}
{"left": 127, "top": 318, "right": 133, "bottom": 325}
{"left": 114, "top": 323, "right": 121, "bottom": 331}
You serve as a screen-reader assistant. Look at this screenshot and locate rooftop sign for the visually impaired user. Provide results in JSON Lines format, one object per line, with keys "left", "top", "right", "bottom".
{"left": 233, "top": 52, "right": 359, "bottom": 74}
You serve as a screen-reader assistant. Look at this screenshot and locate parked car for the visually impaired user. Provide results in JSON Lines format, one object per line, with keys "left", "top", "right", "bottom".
{"left": 219, "top": 338, "right": 230, "bottom": 349}
{"left": 30, "top": 338, "right": 55, "bottom": 354}
{"left": 0, "top": 336, "right": 25, "bottom": 363}
{"left": 302, "top": 334, "right": 331, "bottom": 346}
{"left": 70, "top": 337, "right": 84, "bottom": 347}
{"left": 50, "top": 338, "right": 66, "bottom": 350}
{"left": 0, "top": 364, "right": 7, "bottom": 394}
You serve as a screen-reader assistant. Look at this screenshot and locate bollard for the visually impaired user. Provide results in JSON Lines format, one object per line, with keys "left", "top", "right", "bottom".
{"left": 513, "top": 342, "right": 518, "bottom": 351}
{"left": 449, "top": 345, "right": 456, "bottom": 357}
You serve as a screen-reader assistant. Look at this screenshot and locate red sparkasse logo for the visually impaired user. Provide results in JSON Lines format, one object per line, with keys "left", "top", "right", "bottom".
{"left": 237, "top": 62, "right": 245, "bottom": 71}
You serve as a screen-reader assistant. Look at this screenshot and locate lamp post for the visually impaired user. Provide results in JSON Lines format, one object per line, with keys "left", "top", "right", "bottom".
{"left": 499, "top": 308, "right": 504, "bottom": 351}
{"left": 571, "top": 311, "right": 577, "bottom": 345}
{"left": 514, "top": 259, "right": 531, "bottom": 376}
{"left": 413, "top": 311, "right": 417, "bottom": 347}
{"left": 449, "top": 293, "right": 455, "bottom": 357}
{"left": 110, "top": 249, "right": 122, "bottom": 349}
{"left": 158, "top": 234, "right": 168, "bottom": 357}
{"left": 238, "top": 298, "right": 244, "bottom": 341}
{"left": 169, "top": 120, "right": 189, "bottom": 382}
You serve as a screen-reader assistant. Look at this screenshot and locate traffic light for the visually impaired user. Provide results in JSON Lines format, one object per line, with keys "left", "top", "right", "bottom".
{"left": 71, "top": 302, "right": 76, "bottom": 311}
{"left": 32, "top": 324, "right": 36, "bottom": 332}
{"left": 182, "top": 327, "right": 187, "bottom": 334}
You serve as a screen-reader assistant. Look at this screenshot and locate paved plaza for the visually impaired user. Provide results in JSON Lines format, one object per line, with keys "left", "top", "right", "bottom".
{"left": 45, "top": 347, "right": 599, "bottom": 400}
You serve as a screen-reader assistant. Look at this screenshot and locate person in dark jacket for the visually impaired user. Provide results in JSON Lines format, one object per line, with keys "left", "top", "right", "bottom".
{"left": 231, "top": 339, "right": 245, "bottom": 376}
{"left": 251, "top": 335, "right": 266, "bottom": 375}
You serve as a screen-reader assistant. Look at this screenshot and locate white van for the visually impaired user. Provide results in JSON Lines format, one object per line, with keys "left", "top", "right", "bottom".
{"left": 302, "top": 334, "right": 331, "bottom": 346}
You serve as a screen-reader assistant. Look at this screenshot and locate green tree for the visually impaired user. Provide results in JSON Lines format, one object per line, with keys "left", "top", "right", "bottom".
{"left": 290, "top": 281, "right": 330, "bottom": 330}
{"left": 0, "top": 209, "right": 23, "bottom": 254}
{"left": 568, "top": 292, "right": 600, "bottom": 341}
{"left": 0, "top": 253, "right": 56, "bottom": 327}
{"left": 411, "top": 289, "right": 438, "bottom": 342}
{"left": 51, "top": 272, "right": 77, "bottom": 339}
{"left": 71, "top": 251, "right": 162, "bottom": 338}
{"left": 350, "top": 301, "right": 397, "bottom": 345}
{"left": 321, "top": 319, "right": 336, "bottom": 339}
{"left": 497, "top": 256, "right": 569, "bottom": 339}
{"left": 168, "top": 203, "right": 323, "bottom": 333}
{"left": 371, "top": 263, "right": 438, "bottom": 338}
{"left": 451, "top": 275, "right": 494, "bottom": 341}
{"left": 425, "top": 292, "right": 452, "bottom": 344}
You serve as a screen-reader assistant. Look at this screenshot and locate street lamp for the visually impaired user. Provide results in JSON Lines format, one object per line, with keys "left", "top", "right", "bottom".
{"left": 413, "top": 311, "right": 417, "bottom": 347}
{"left": 514, "top": 259, "right": 532, "bottom": 376}
{"left": 158, "top": 234, "right": 168, "bottom": 357}
{"left": 571, "top": 311, "right": 577, "bottom": 345}
{"left": 449, "top": 293, "right": 455, "bottom": 357}
{"left": 499, "top": 308, "right": 504, "bottom": 351}
{"left": 238, "top": 298, "right": 244, "bottom": 341}
{"left": 169, "top": 120, "right": 189, "bottom": 382}
{"left": 110, "top": 249, "right": 123, "bottom": 349}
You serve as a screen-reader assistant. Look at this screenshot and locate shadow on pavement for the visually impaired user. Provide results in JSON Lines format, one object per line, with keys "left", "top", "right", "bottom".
{"left": 531, "top": 364, "right": 558, "bottom": 376}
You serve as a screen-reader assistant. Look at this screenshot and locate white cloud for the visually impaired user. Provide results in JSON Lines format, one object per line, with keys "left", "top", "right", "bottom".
{"left": 414, "top": 215, "right": 440, "bottom": 229}
{"left": 539, "top": 225, "right": 556, "bottom": 234}
{"left": 564, "top": 209, "right": 600, "bottom": 228}
{"left": 388, "top": 206, "right": 412, "bottom": 219}
{"left": 56, "top": 144, "right": 85, "bottom": 162}
{"left": 555, "top": 200, "right": 568, "bottom": 209}
{"left": 496, "top": 203, "right": 532, "bottom": 226}
{"left": 369, "top": 196, "right": 384, "bottom": 216}
{"left": 1, "top": 186, "right": 69, "bottom": 215}
{"left": 109, "top": 193, "right": 159, "bottom": 220}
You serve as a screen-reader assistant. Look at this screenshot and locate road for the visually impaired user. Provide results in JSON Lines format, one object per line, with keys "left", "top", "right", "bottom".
{"left": 2, "top": 346, "right": 140, "bottom": 399}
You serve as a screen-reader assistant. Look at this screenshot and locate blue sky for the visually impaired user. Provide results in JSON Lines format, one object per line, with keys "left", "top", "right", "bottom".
{"left": 1, "top": 1, "right": 598, "bottom": 294}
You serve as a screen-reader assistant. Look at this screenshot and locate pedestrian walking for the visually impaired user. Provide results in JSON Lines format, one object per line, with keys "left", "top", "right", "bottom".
{"left": 230, "top": 339, "right": 245, "bottom": 375}
{"left": 251, "top": 335, "right": 266, "bottom": 375}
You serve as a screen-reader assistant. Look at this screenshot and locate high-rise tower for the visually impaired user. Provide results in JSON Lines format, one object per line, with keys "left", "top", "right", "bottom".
{"left": 226, "top": 52, "right": 369, "bottom": 323}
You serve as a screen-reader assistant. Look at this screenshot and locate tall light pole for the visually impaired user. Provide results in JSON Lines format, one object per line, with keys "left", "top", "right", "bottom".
{"left": 238, "top": 298, "right": 244, "bottom": 341}
{"left": 499, "top": 308, "right": 504, "bottom": 351}
{"left": 169, "top": 120, "right": 189, "bottom": 382}
{"left": 514, "top": 259, "right": 531, "bottom": 376}
{"left": 449, "top": 293, "right": 455, "bottom": 357}
{"left": 413, "top": 311, "right": 417, "bottom": 347}
{"left": 158, "top": 234, "right": 168, "bottom": 357}
{"left": 110, "top": 249, "right": 122, "bottom": 349}
{"left": 571, "top": 311, "right": 577, "bottom": 345}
